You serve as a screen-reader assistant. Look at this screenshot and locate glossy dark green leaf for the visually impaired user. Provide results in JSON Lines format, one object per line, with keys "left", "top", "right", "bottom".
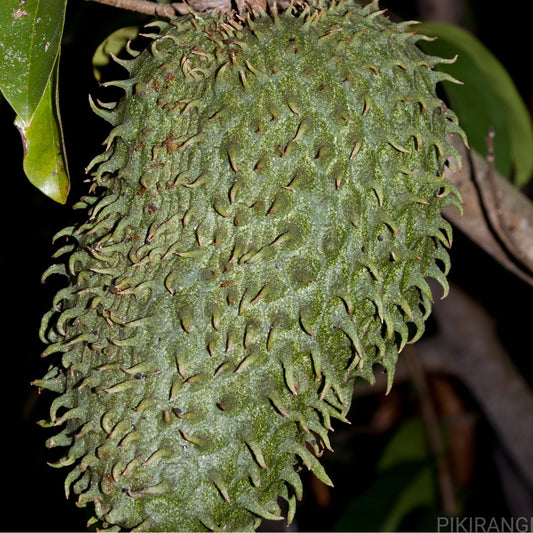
{"left": 377, "top": 417, "right": 430, "bottom": 470}
{"left": 334, "top": 420, "right": 437, "bottom": 532}
{"left": 377, "top": 419, "right": 436, "bottom": 532}
{"left": 333, "top": 462, "right": 428, "bottom": 532}
{"left": 416, "top": 22, "right": 533, "bottom": 187}
{"left": 0, "top": 0, "right": 69, "bottom": 203}
{"left": 15, "top": 56, "right": 70, "bottom": 204}
{"left": 0, "top": 0, "right": 67, "bottom": 122}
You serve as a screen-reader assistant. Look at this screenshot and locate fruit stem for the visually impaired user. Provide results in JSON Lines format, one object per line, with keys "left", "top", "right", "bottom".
{"left": 90, "top": 0, "right": 283, "bottom": 17}
{"left": 88, "top": 0, "right": 218, "bottom": 16}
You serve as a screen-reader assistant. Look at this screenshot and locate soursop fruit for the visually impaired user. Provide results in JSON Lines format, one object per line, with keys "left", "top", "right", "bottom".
{"left": 35, "top": 0, "right": 465, "bottom": 530}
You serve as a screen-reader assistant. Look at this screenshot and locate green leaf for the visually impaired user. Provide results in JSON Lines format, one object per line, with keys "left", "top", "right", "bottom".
{"left": 334, "top": 419, "right": 438, "bottom": 532}
{"left": 332, "top": 459, "right": 438, "bottom": 532}
{"left": 380, "top": 466, "right": 436, "bottom": 532}
{"left": 92, "top": 26, "right": 139, "bottom": 82}
{"left": 333, "top": 462, "right": 422, "bottom": 531}
{"left": 15, "top": 56, "right": 70, "bottom": 204}
{"left": 416, "top": 22, "right": 533, "bottom": 187}
{"left": 0, "top": 0, "right": 69, "bottom": 203}
{"left": 378, "top": 417, "right": 430, "bottom": 471}
{"left": 0, "top": 0, "right": 67, "bottom": 122}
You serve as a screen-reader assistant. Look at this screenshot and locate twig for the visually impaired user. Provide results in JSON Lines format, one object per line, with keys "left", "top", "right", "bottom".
{"left": 395, "top": 281, "right": 533, "bottom": 488}
{"left": 481, "top": 127, "right": 533, "bottom": 278}
{"left": 404, "top": 345, "right": 458, "bottom": 517}
{"left": 89, "top": 0, "right": 273, "bottom": 15}
{"left": 485, "top": 126, "right": 498, "bottom": 209}
{"left": 89, "top": 0, "right": 244, "bottom": 16}
{"left": 422, "top": 282, "right": 533, "bottom": 491}
{"left": 416, "top": 0, "right": 466, "bottom": 25}
{"left": 357, "top": 280, "right": 533, "bottom": 492}
{"left": 89, "top": 0, "right": 292, "bottom": 16}
{"left": 444, "top": 134, "right": 533, "bottom": 287}
{"left": 89, "top": 0, "right": 192, "bottom": 15}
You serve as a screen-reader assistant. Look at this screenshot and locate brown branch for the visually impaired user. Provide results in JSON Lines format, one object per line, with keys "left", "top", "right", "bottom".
{"left": 416, "top": 0, "right": 466, "bottom": 25}
{"left": 89, "top": 0, "right": 189, "bottom": 15}
{"left": 88, "top": 0, "right": 295, "bottom": 17}
{"left": 444, "top": 135, "right": 533, "bottom": 287}
{"left": 88, "top": 0, "right": 236, "bottom": 15}
{"left": 419, "top": 281, "right": 533, "bottom": 487}
{"left": 482, "top": 128, "right": 533, "bottom": 278}
{"left": 404, "top": 345, "right": 458, "bottom": 517}
{"left": 364, "top": 281, "right": 533, "bottom": 488}
{"left": 418, "top": 0, "right": 533, "bottom": 278}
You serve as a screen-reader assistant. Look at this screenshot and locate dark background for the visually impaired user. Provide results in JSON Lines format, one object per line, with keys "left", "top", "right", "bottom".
{"left": 1, "top": 0, "right": 533, "bottom": 530}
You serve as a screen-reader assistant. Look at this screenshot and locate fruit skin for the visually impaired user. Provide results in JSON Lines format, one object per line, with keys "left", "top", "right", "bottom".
{"left": 35, "top": 1, "right": 465, "bottom": 531}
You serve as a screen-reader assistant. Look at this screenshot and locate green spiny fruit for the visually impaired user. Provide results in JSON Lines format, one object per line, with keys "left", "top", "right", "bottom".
{"left": 35, "top": 1, "right": 465, "bottom": 530}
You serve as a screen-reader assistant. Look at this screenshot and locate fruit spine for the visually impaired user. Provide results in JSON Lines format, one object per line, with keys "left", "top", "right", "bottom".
{"left": 35, "top": 1, "right": 465, "bottom": 530}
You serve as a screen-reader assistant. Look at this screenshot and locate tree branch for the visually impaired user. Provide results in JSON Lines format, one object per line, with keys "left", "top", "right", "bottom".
{"left": 416, "top": 0, "right": 466, "bottom": 25}
{"left": 363, "top": 281, "right": 533, "bottom": 489}
{"left": 88, "top": 0, "right": 234, "bottom": 16}
{"left": 444, "top": 135, "right": 533, "bottom": 287}
{"left": 89, "top": 0, "right": 187, "bottom": 15}
{"left": 404, "top": 346, "right": 458, "bottom": 517}
{"left": 419, "top": 280, "right": 533, "bottom": 487}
